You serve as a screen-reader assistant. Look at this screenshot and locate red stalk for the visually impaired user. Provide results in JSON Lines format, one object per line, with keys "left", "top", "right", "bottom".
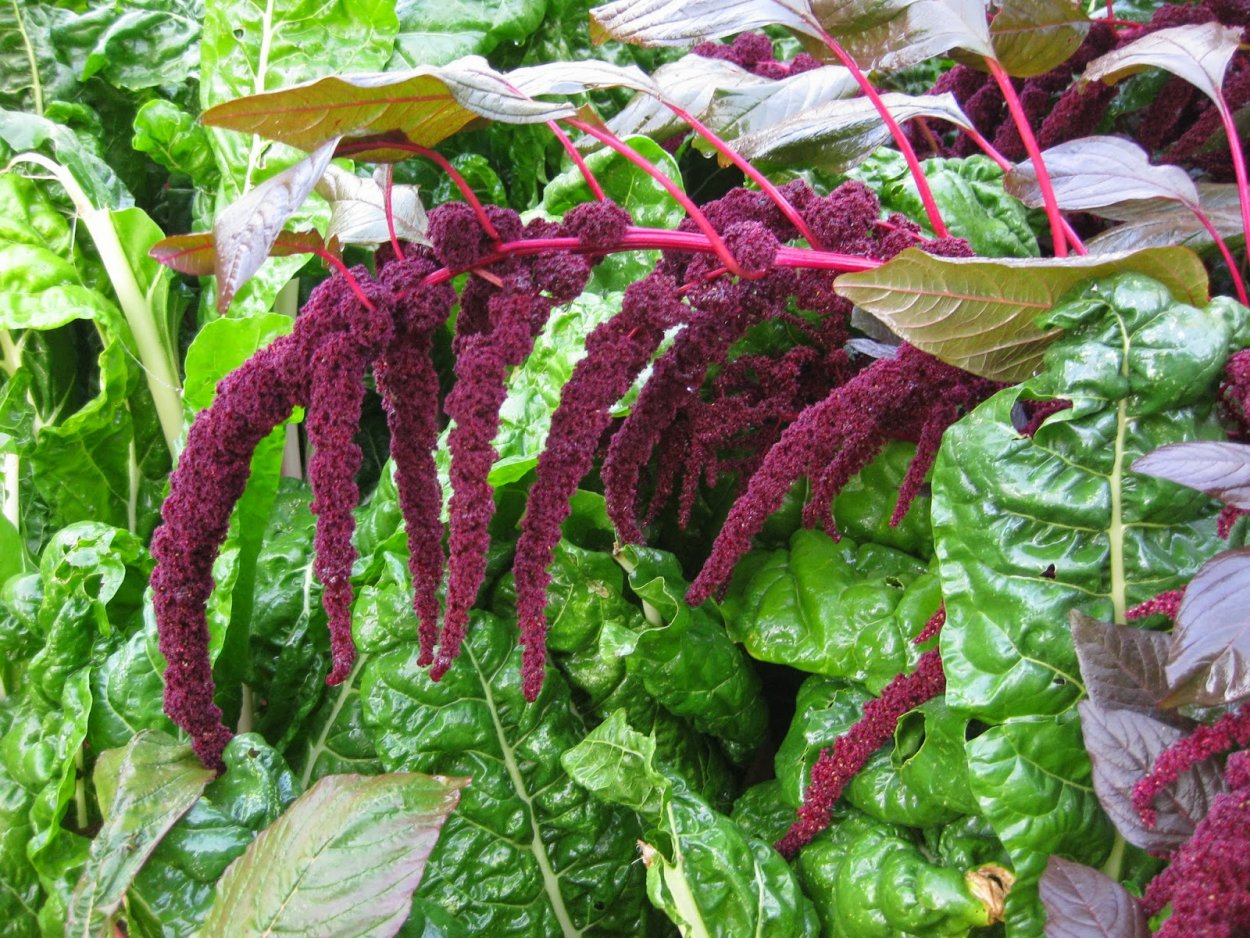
{"left": 1214, "top": 97, "right": 1250, "bottom": 277}
{"left": 985, "top": 57, "right": 1075, "bottom": 256}
{"left": 547, "top": 120, "right": 608, "bottom": 201}
{"left": 337, "top": 140, "right": 501, "bottom": 242}
{"left": 664, "top": 102, "right": 825, "bottom": 248}
{"left": 380, "top": 163, "right": 405, "bottom": 261}
{"left": 811, "top": 26, "right": 950, "bottom": 238}
{"left": 563, "top": 117, "right": 746, "bottom": 275}
{"left": 1190, "top": 200, "right": 1249, "bottom": 304}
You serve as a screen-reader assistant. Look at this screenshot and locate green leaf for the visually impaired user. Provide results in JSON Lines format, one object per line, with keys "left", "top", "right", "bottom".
{"left": 796, "top": 810, "right": 1007, "bottom": 937}
{"left": 0, "top": 2, "right": 77, "bottom": 112}
{"left": 358, "top": 570, "right": 649, "bottom": 936}
{"left": 0, "top": 109, "right": 132, "bottom": 210}
{"left": 589, "top": 0, "right": 825, "bottom": 46}
{"left": 131, "top": 100, "right": 220, "bottom": 188}
{"left": 933, "top": 274, "right": 1246, "bottom": 722}
{"left": 834, "top": 246, "right": 1210, "bottom": 382}
{"left": 1082, "top": 22, "right": 1242, "bottom": 108}
{"left": 129, "top": 735, "right": 302, "bottom": 936}
{"left": 967, "top": 713, "right": 1113, "bottom": 938}
{"left": 88, "top": 612, "right": 178, "bottom": 752}
{"left": 722, "top": 528, "right": 937, "bottom": 692}
{"left": 615, "top": 545, "right": 768, "bottom": 762}
{"left": 197, "top": 771, "right": 465, "bottom": 937}
{"left": 990, "top": 0, "right": 1089, "bottom": 78}
{"left": 562, "top": 713, "right": 821, "bottom": 937}
{"left": 849, "top": 150, "right": 1040, "bottom": 257}
{"left": 390, "top": 0, "right": 548, "bottom": 67}
{"left": 58, "top": 0, "right": 202, "bottom": 91}
{"left": 67, "top": 733, "right": 212, "bottom": 937}
{"left": 731, "top": 92, "right": 974, "bottom": 173}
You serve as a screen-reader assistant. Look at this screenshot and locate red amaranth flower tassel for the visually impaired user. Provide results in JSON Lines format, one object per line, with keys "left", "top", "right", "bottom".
{"left": 512, "top": 273, "right": 687, "bottom": 700}
{"left": 775, "top": 647, "right": 948, "bottom": 858}
{"left": 151, "top": 338, "right": 302, "bottom": 770}
{"left": 436, "top": 291, "right": 554, "bottom": 681}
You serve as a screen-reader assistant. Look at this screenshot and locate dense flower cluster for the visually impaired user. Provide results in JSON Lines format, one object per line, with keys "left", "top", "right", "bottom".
{"left": 1141, "top": 750, "right": 1250, "bottom": 937}
{"left": 692, "top": 32, "right": 824, "bottom": 80}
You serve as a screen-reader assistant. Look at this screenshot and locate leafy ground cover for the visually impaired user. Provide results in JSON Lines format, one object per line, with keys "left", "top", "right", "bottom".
{"left": 1, "top": 0, "right": 1249, "bottom": 935}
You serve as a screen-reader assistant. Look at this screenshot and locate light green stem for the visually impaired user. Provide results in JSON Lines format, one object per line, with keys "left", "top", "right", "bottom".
{"left": 6, "top": 152, "right": 184, "bottom": 455}
{"left": 1, "top": 330, "right": 21, "bottom": 531}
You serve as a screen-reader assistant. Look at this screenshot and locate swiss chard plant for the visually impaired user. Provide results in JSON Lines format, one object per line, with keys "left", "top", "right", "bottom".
{"left": 1, "top": 0, "right": 1249, "bottom": 935}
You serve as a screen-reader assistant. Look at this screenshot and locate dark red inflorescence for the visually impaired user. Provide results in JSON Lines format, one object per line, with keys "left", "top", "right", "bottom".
{"left": 1142, "top": 751, "right": 1250, "bottom": 937}
{"left": 513, "top": 272, "right": 687, "bottom": 700}
{"left": 775, "top": 646, "right": 948, "bottom": 858}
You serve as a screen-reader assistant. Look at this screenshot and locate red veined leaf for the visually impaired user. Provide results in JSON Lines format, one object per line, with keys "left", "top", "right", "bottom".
{"left": 150, "top": 230, "right": 336, "bottom": 278}
{"left": 990, "top": 0, "right": 1089, "bottom": 78}
{"left": 1082, "top": 22, "right": 1241, "bottom": 107}
{"left": 1039, "top": 856, "right": 1151, "bottom": 938}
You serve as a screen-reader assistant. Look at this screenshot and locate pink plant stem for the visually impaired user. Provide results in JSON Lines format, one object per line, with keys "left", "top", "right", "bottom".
{"left": 380, "top": 162, "right": 405, "bottom": 261}
{"left": 985, "top": 57, "right": 1072, "bottom": 256}
{"left": 664, "top": 103, "right": 826, "bottom": 248}
{"left": 962, "top": 126, "right": 1087, "bottom": 253}
{"left": 1191, "top": 202, "right": 1249, "bottom": 304}
{"left": 337, "top": 140, "right": 501, "bottom": 242}
{"left": 547, "top": 120, "right": 608, "bottom": 201}
{"left": 416, "top": 227, "right": 881, "bottom": 288}
{"left": 811, "top": 26, "right": 950, "bottom": 238}
{"left": 1214, "top": 99, "right": 1250, "bottom": 275}
{"left": 563, "top": 117, "right": 746, "bottom": 275}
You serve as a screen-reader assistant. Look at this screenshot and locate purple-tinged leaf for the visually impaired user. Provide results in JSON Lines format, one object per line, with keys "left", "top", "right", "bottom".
{"left": 1133, "top": 441, "right": 1250, "bottom": 512}
{"left": 505, "top": 60, "right": 659, "bottom": 99}
{"left": 1040, "top": 856, "right": 1151, "bottom": 938}
{"left": 1164, "top": 548, "right": 1250, "bottom": 707}
{"left": 1087, "top": 183, "right": 1243, "bottom": 254}
{"left": 212, "top": 137, "right": 338, "bottom": 312}
{"left": 990, "top": 0, "right": 1090, "bottom": 78}
{"left": 833, "top": 0, "right": 994, "bottom": 70}
{"left": 199, "top": 772, "right": 467, "bottom": 936}
{"left": 607, "top": 56, "right": 760, "bottom": 141}
{"left": 150, "top": 229, "right": 335, "bottom": 278}
{"left": 1070, "top": 611, "right": 1187, "bottom": 728}
{"left": 589, "top": 0, "right": 825, "bottom": 46}
{"left": 834, "top": 246, "right": 1209, "bottom": 382}
{"left": 1078, "top": 699, "right": 1221, "bottom": 852}
{"left": 315, "top": 165, "right": 429, "bottom": 248}
{"left": 697, "top": 64, "right": 860, "bottom": 140}
{"left": 1006, "top": 136, "right": 1200, "bottom": 216}
{"left": 1082, "top": 23, "right": 1242, "bottom": 108}
{"left": 201, "top": 57, "right": 579, "bottom": 156}
{"left": 730, "top": 92, "right": 974, "bottom": 172}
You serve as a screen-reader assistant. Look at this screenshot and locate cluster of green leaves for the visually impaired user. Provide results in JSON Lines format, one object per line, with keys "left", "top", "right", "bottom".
{"left": 1, "top": 0, "right": 1249, "bottom": 935}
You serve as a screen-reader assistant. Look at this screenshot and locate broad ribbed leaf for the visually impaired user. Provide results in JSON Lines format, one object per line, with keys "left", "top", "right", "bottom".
{"left": 1040, "top": 857, "right": 1151, "bottom": 938}
{"left": 933, "top": 274, "right": 1238, "bottom": 721}
{"left": 67, "top": 733, "right": 212, "bottom": 937}
{"left": 316, "top": 165, "right": 428, "bottom": 247}
{"left": 990, "top": 0, "right": 1089, "bottom": 77}
{"left": 1165, "top": 548, "right": 1250, "bottom": 707}
{"left": 1006, "top": 137, "right": 1199, "bottom": 215}
{"left": 197, "top": 772, "right": 466, "bottom": 937}
{"left": 1082, "top": 22, "right": 1241, "bottom": 106}
{"left": 731, "top": 92, "right": 973, "bottom": 173}
{"left": 211, "top": 136, "right": 338, "bottom": 312}
{"left": 1078, "top": 700, "right": 1221, "bottom": 852}
{"left": 1069, "top": 611, "right": 1183, "bottom": 724}
{"left": 589, "top": 0, "right": 824, "bottom": 45}
{"left": 1087, "top": 183, "right": 1243, "bottom": 254}
{"left": 202, "top": 57, "right": 577, "bottom": 157}
{"left": 698, "top": 64, "right": 860, "bottom": 141}
{"left": 834, "top": 246, "right": 1208, "bottom": 382}
{"left": 1134, "top": 441, "right": 1250, "bottom": 511}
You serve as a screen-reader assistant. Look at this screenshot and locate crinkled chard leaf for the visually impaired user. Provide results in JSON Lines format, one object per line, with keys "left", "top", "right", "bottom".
{"left": 722, "top": 528, "right": 939, "bottom": 693}
{"left": 357, "top": 568, "right": 649, "bottom": 937}
{"left": 613, "top": 545, "right": 768, "bottom": 763}
{"left": 563, "top": 711, "right": 821, "bottom": 938}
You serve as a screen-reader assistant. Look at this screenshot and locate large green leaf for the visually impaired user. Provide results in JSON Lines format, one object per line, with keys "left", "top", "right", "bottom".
{"left": 357, "top": 561, "right": 649, "bottom": 936}
{"left": 390, "top": 0, "right": 547, "bottom": 67}
{"left": 562, "top": 711, "right": 821, "bottom": 937}
{"left": 931, "top": 274, "right": 1249, "bottom": 934}
{"left": 53, "top": 0, "right": 202, "bottom": 92}
{"left": 67, "top": 733, "right": 212, "bottom": 937}
{"left": 197, "top": 771, "right": 465, "bottom": 937}
{"left": 0, "top": 2, "right": 77, "bottom": 112}
{"left": 834, "top": 246, "right": 1210, "bottom": 382}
